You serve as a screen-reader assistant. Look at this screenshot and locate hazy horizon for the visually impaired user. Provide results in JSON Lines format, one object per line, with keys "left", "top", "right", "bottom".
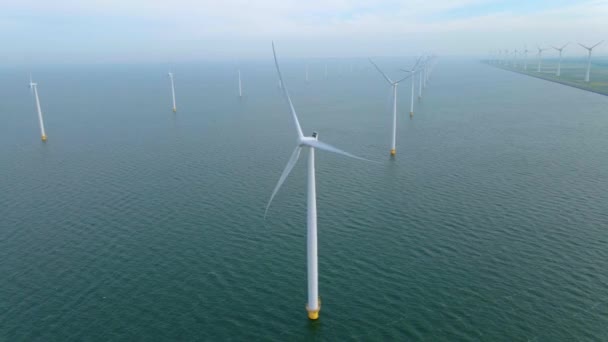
{"left": 2, "top": 0, "right": 608, "bottom": 65}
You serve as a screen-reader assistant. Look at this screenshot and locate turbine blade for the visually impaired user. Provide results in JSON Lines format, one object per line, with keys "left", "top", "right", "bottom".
{"left": 369, "top": 59, "right": 393, "bottom": 84}
{"left": 579, "top": 43, "right": 591, "bottom": 50}
{"left": 592, "top": 40, "right": 604, "bottom": 49}
{"left": 302, "top": 139, "right": 375, "bottom": 162}
{"left": 265, "top": 146, "right": 302, "bottom": 218}
{"left": 272, "top": 42, "right": 304, "bottom": 138}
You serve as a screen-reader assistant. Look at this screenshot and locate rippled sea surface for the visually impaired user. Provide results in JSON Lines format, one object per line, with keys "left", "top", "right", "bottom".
{"left": 1, "top": 59, "right": 608, "bottom": 341}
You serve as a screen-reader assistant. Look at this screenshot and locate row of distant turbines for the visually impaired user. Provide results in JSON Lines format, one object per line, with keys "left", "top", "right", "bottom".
{"left": 29, "top": 56, "right": 436, "bottom": 156}
{"left": 27, "top": 44, "right": 436, "bottom": 322}
{"left": 488, "top": 40, "right": 604, "bottom": 82}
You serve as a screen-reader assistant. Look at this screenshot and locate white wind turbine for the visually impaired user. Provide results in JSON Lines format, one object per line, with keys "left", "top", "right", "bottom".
{"left": 29, "top": 76, "right": 47, "bottom": 142}
{"left": 238, "top": 68, "right": 243, "bottom": 97}
{"left": 552, "top": 43, "right": 568, "bottom": 77}
{"left": 418, "top": 59, "right": 424, "bottom": 100}
{"left": 523, "top": 45, "right": 529, "bottom": 70}
{"left": 266, "top": 42, "right": 370, "bottom": 320}
{"left": 401, "top": 57, "right": 423, "bottom": 117}
{"left": 168, "top": 72, "right": 177, "bottom": 112}
{"left": 536, "top": 46, "right": 549, "bottom": 73}
{"left": 579, "top": 40, "right": 604, "bottom": 82}
{"left": 369, "top": 59, "right": 413, "bottom": 156}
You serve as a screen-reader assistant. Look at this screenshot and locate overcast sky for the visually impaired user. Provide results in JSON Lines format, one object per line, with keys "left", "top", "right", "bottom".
{"left": 2, "top": 0, "right": 608, "bottom": 65}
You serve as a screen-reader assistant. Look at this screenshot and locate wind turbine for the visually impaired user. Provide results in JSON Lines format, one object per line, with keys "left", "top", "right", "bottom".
{"left": 401, "top": 57, "right": 423, "bottom": 117}
{"left": 552, "top": 43, "right": 568, "bottom": 77}
{"left": 536, "top": 46, "right": 548, "bottom": 73}
{"left": 238, "top": 68, "right": 243, "bottom": 97}
{"left": 267, "top": 42, "right": 369, "bottom": 321}
{"left": 369, "top": 59, "right": 412, "bottom": 156}
{"left": 523, "top": 45, "right": 529, "bottom": 70}
{"left": 29, "top": 76, "right": 47, "bottom": 142}
{"left": 168, "top": 72, "right": 177, "bottom": 112}
{"left": 579, "top": 40, "right": 604, "bottom": 82}
{"left": 418, "top": 59, "right": 424, "bottom": 100}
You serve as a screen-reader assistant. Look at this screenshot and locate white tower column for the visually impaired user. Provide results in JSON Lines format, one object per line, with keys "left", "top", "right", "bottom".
{"left": 306, "top": 133, "right": 320, "bottom": 320}
{"left": 585, "top": 51, "right": 591, "bottom": 82}
{"left": 169, "top": 73, "right": 177, "bottom": 112}
{"left": 238, "top": 69, "right": 242, "bottom": 97}
{"left": 390, "top": 84, "right": 397, "bottom": 156}
{"left": 409, "top": 75, "right": 415, "bottom": 117}
{"left": 33, "top": 85, "right": 47, "bottom": 142}
{"left": 418, "top": 71, "right": 422, "bottom": 99}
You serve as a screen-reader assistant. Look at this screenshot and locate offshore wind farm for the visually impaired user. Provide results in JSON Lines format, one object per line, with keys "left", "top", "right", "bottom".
{"left": 2, "top": 0, "right": 608, "bottom": 341}
{"left": 3, "top": 54, "right": 608, "bottom": 341}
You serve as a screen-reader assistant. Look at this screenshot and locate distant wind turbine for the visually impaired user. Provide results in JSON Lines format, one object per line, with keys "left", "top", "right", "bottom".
{"left": 238, "top": 68, "right": 243, "bottom": 97}
{"left": 29, "top": 76, "right": 47, "bottom": 142}
{"left": 536, "top": 46, "right": 549, "bottom": 73}
{"left": 401, "top": 57, "right": 423, "bottom": 117}
{"left": 523, "top": 45, "right": 529, "bottom": 70}
{"left": 418, "top": 60, "right": 424, "bottom": 100}
{"left": 168, "top": 72, "right": 177, "bottom": 112}
{"left": 578, "top": 40, "right": 604, "bottom": 82}
{"left": 267, "top": 42, "right": 370, "bottom": 321}
{"left": 552, "top": 43, "right": 568, "bottom": 77}
{"left": 370, "top": 59, "right": 413, "bottom": 156}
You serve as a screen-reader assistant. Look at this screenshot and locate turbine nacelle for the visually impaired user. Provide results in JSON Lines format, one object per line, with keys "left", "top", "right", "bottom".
{"left": 299, "top": 135, "right": 318, "bottom": 146}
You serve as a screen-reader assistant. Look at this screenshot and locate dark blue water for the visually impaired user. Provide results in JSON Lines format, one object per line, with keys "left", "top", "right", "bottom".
{"left": 1, "top": 60, "right": 607, "bottom": 340}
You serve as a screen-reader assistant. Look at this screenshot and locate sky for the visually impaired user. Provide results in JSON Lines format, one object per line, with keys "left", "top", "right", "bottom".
{"left": 2, "top": 0, "right": 608, "bottom": 65}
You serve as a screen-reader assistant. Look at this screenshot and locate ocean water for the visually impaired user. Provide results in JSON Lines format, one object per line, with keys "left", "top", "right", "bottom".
{"left": 1, "top": 59, "right": 607, "bottom": 341}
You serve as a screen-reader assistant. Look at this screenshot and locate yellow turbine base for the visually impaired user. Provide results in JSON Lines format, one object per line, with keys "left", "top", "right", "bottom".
{"left": 306, "top": 299, "right": 321, "bottom": 320}
{"left": 172, "top": 108, "right": 177, "bottom": 113}
{"left": 41, "top": 135, "right": 47, "bottom": 142}
{"left": 390, "top": 149, "right": 396, "bottom": 156}
{"left": 410, "top": 111, "right": 414, "bottom": 117}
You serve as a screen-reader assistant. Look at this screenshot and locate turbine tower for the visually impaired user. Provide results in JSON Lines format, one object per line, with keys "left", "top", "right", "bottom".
{"left": 401, "top": 57, "right": 423, "bottom": 117}
{"left": 267, "top": 42, "right": 369, "bottom": 321}
{"left": 168, "top": 72, "right": 177, "bottom": 112}
{"left": 369, "top": 59, "right": 413, "bottom": 156}
{"left": 579, "top": 40, "right": 604, "bottom": 83}
{"left": 238, "top": 68, "right": 242, "bottom": 97}
{"left": 536, "top": 46, "right": 548, "bottom": 73}
{"left": 523, "top": 45, "right": 529, "bottom": 70}
{"left": 29, "top": 77, "right": 47, "bottom": 142}
{"left": 552, "top": 43, "right": 568, "bottom": 77}
{"left": 418, "top": 60, "right": 424, "bottom": 100}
